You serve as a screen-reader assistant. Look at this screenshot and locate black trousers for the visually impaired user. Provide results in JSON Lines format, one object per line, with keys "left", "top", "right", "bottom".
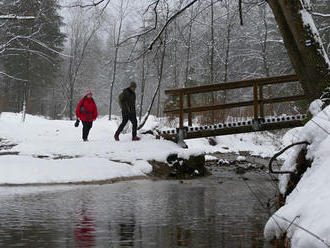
{"left": 115, "top": 112, "right": 137, "bottom": 137}
{"left": 82, "top": 121, "right": 93, "bottom": 141}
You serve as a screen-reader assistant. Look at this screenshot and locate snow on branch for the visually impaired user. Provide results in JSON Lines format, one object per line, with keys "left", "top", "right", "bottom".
{"left": 0, "top": 71, "right": 27, "bottom": 82}
{"left": 63, "top": 0, "right": 111, "bottom": 8}
{"left": 0, "top": 15, "right": 35, "bottom": 20}
{"left": 312, "top": 12, "right": 330, "bottom": 18}
{"left": 118, "top": 0, "right": 161, "bottom": 46}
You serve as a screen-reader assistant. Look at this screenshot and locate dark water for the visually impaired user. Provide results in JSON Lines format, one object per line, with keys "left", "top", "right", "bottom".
{"left": 0, "top": 168, "right": 280, "bottom": 248}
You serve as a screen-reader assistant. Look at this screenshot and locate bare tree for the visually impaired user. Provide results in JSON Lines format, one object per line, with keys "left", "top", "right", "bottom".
{"left": 108, "top": 0, "right": 130, "bottom": 120}
{"left": 60, "top": 6, "right": 99, "bottom": 120}
{"left": 139, "top": 21, "right": 148, "bottom": 121}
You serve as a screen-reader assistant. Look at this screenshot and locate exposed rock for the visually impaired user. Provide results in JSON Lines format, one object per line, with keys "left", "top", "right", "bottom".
{"left": 218, "top": 159, "right": 235, "bottom": 167}
{"left": 34, "top": 155, "right": 50, "bottom": 159}
{"left": 149, "top": 154, "right": 210, "bottom": 179}
{"left": 239, "top": 151, "right": 251, "bottom": 156}
{"left": 53, "top": 155, "right": 81, "bottom": 160}
{"left": 0, "top": 151, "right": 19, "bottom": 156}
{"left": 234, "top": 163, "right": 265, "bottom": 174}
{"left": 208, "top": 137, "right": 217, "bottom": 146}
{"left": 0, "top": 138, "right": 17, "bottom": 151}
{"left": 235, "top": 167, "right": 247, "bottom": 175}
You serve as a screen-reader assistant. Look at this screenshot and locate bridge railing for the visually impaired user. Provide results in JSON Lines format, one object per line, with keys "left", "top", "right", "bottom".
{"left": 164, "top": 74, "right": 305, "bottom": 130}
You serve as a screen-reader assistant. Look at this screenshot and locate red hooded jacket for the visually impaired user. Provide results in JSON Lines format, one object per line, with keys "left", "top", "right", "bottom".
{"left": 76, "top": 96, "right": 98, "bottom": 122}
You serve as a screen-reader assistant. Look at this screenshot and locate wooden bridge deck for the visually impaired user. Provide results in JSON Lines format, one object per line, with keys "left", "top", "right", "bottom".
{"left": 161, "top": 74, "right": 306, "bottom": 143}
{"left": 160, "top": 114, "right": 307, "bottom": 141}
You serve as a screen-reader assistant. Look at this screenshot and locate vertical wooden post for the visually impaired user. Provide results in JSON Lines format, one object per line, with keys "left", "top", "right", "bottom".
{"left": 253, "top": 82, "right": 258, "bottom": 120}
{"left": 187, "top": 94, "right": 192, "bottom": 126}
{"left": 259, "top": 85, "right": 264, "bottom": 118}
{"left": 179, "top": 93, "right": 184, "bottom": 129}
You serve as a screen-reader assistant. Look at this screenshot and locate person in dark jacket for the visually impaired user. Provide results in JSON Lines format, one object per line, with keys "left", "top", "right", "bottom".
{"left": 76, "top": 90, "right": 98, "bottom": 142}
{"left": 114, "top": 82, "right": 140, "bottom": 141}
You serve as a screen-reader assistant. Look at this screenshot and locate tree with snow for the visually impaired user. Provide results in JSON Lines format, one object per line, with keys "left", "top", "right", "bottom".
{"left": 0, "top": 0, "right": 65, "bottom": 116}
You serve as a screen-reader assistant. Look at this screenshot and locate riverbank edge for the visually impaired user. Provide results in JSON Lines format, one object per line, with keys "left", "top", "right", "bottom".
{"left": 0, "top": 151, "right": 278, "bottom": 187}
{"left": 0, "top": 175, "right": 149, "bottom": 187}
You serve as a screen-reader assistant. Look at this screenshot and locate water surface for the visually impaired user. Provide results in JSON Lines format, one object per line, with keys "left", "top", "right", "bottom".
{"left": 0, "top": 167, "right": 280, "bottom": 248}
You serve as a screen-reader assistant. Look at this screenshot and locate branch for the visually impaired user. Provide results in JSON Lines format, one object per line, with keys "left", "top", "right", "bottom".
{"left": 118, "top": 0, "right": 160, "bottom": 46}
{"left": 24, "top": 37, "right": 70, "bottom": 57}
{"left": 63, "top": 0, "right": 110, "bottom": 8}
{"left": 0, "top": 15, "right": 35, "bottom": 20}
{"left": 148, "top": 0, "right": 198, "bottom": 50}
{"left": 239, "top": 0, "right": 243, "bottom": 25}
{"left": 137, "top": 83, "right": 161, "bottom": 130}
{"left": 0, "top": 71, "right": 28, "bottom": 82}
{"left": 312, "top": 12, "right": 330, "bottom": 18}
{"left": 268, "top": 141, "right": 310, "bottom": 174}
{"left": 273, "top": 214, "right": 330, "bottom": 248}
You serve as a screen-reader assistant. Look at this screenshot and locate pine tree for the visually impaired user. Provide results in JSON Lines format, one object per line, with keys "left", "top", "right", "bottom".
{"left": 0, "top": 0, "right": 66, "bottom": 114}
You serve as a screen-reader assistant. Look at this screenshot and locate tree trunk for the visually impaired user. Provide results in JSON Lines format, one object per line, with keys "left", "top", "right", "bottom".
{"left": 156, "top": 8, "right": 169, "bottom": 118}
{"left": 139, "top": 38, "right": 147, "bottom": 121}
{"left": 184, "top": 7, "right": 193, "bottom": 87}
{"left": 109, "top": 0, "right": 124, "bottom": 120}
{"left": 69, "top": 86, "right": 74, "bottom": 120}
{"left": 109, "top": 44, "right": 119, "bottom": 120}
{"left": 210, "top": 0, "right": 215, "bottom": 123}
{"left": 156, "top": 36, "right": 167, "bottom": 117}
{"left": 267, "top": 0, "right": 330, "bottom": 102}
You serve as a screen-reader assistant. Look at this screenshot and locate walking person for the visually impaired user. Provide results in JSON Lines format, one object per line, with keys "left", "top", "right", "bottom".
{"left": 75, "top": 90, "right": 98, "bottom": 142}
{"left": 114, "top": 82, "right": 140, "bottom": 141}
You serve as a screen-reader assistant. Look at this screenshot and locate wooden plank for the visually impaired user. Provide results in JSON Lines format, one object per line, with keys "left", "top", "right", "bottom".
{"left": 263, "top": 95, "right": 306, "bottom": 104}
{"left": 164, "top": 100, "right": 255, "bottom": 114}
{"left": 165, "top": 74, "right": 298, "bottom": 96}
{"left": 253, "top": 82, "right": 259, "bottom": 120}
{"left": 164, "top": 95, "right": 306, "bottom": 115}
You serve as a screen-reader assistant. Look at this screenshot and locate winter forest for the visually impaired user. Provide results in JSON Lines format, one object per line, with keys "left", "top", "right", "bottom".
{"left": 1, "top": 0, "right": 330, "bottom": 247}
{"left": 0, "top": 0, "right": 328, "bottom": 122}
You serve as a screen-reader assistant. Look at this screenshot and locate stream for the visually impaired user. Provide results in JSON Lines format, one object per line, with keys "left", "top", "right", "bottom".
{"left": 0, "top": 161, "right": 282, "bottom": 248}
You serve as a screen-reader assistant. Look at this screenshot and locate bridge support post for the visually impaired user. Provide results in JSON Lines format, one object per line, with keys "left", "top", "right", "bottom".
{"left": 177, "top": 93, "right": 188, "bottom": 148}
{"left": 179, "top": 93, "right": 184, "bottom": 129}
{"left": 177, "top": 128, "right": 188, "bottom": 148}
{"left": 253, "top": 82, "right": 259, "bottom": 120}
{"left": 187, "top": 94, "right": 192, "bottom": 126}
{"left": 259, "top": 85, "right": 264, "bottom": 118}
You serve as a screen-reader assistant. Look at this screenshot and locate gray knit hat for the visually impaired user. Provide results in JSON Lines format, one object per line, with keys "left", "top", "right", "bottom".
{"left": 130, "top": 81, "right": 137, "bottom": 88}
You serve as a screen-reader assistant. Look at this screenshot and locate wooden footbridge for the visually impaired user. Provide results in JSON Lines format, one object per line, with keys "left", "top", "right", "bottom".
{"left": 161, "top": 74, "right": 307, "bottom": 145}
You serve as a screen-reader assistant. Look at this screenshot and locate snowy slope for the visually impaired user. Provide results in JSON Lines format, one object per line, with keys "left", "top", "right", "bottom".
{"left": 264, "top": 104, "right": 330, "bottom": 247}
{"left": 0, "top": 112, "right": 281, "bottom": 185}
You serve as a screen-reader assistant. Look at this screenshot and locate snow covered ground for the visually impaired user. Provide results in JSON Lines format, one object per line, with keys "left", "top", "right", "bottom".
{"left": 264, "top": 104, "right": 330, "bottom": 248}
{"left": 0, "top": 112, "right": 282, "bottom": 185}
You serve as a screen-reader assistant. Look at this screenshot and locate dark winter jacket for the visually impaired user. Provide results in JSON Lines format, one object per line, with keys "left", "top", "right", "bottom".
{"left": 120, "top": 88, "right": 136, "bottom": 114}
{"left": 76, "top": 96, "right": 98, "bottom": 122}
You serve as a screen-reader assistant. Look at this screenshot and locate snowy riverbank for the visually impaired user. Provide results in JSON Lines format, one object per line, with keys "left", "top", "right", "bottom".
{"left": 264, "top": 104, "right": 330, "bottom": 248}
{"left": 0, "top": 112, "right": 284, "bottom": 185}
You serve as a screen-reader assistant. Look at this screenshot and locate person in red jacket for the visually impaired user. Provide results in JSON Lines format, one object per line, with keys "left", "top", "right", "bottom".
{"left": 76, "top": 90, "right": 98, "bottom": 142}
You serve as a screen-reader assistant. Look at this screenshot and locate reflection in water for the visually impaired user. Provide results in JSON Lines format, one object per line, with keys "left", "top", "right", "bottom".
{"left": 74, "top": 203, "right": 96, "bottom": 248}
{"left": 0, "top": 168, "right": 281, "bottom": 248}
{"left": 175, "top": 227, "right": 191, "bottom": 247}
{"left": 119, "top": 217, "right": 135, "bottom": 247}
